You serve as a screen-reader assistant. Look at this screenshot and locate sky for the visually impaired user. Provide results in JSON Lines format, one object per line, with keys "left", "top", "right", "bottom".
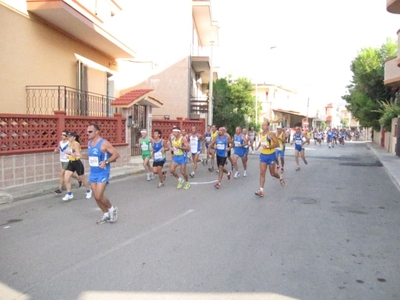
{"left": 210, "top": 0, "right": 400, "bottom": 114}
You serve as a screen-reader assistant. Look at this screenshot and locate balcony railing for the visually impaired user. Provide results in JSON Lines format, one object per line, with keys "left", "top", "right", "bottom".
{"left": 26, "top": 85, "right": 115, "bottom": 116}
{"left": 190, "top": 97, "right": 208, "bottom": 115}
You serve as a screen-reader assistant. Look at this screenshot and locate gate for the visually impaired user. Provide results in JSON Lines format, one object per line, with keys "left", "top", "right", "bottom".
{"left": 129, "top": 104, "right": 147, "bottom": 156}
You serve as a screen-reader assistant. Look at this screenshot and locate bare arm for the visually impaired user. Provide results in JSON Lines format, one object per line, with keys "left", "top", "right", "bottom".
{"left": 98, "top": 140, "right": 120, "bottom": 168}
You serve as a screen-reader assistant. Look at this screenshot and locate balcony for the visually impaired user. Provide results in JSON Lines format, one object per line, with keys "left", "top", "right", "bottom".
{"left": 387, "top": 0, "right": 400, "bottom": 14}
{"left": 26, "top": 85, "right": 115, "bottom": 116}
{"left": 26, "top": 0, "right": 135, "bottom": 58}
{"left": 190, "top": 97, "right": 208, "bottom": 118}
{"left": 384, "top": 57, "right": 400, "bottom": 86}
{"left": 192, "top": 0, "right": 219, "bottom": 46}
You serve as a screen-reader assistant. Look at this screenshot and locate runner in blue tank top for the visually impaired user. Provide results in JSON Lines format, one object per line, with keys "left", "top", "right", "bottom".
{"left": 290, "top": 126, "right": 310, "bottom": 171}
{"left": 232, "top": 126, "right": 248, "bottom": 178}
{"left": 86, "top": 123, "right": 120, "bottom": 224}
{"left": 208, "top": 127, "right": 233, "bottom": 189}
{"left": 151, "top": 129, "right": 168, "bottom": 188}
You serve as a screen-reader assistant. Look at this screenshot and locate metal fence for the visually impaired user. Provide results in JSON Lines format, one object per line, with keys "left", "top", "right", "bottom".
{"left": 26, "top": 85, "right": 116, "bottom": 117}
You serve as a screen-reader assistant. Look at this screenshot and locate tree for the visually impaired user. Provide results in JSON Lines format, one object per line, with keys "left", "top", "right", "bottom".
{"left": 212, "top": 76, "right": 255, "bottom": 134}
{"left": 342, "top": 39, "right": 398, "bottom": 131}
{"left": 341, "top": 118, "right": 349, "bottom": 128}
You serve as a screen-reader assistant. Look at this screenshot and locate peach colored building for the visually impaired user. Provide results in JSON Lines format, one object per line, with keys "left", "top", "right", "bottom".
{"left": 1, "top": 0, "right": 218, "bottom": 122}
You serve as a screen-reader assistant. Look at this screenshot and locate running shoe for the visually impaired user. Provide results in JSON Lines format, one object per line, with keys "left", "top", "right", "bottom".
{"left": 96, "top": 215, "right": 110, "bottom": 224}
{"left": 202, "top": 159, "right": 206, "bottom": 166}
{"left": 183, "top": 182, "right": 190, "bottom": 190}
{"left": 214, "top": 182, "right": 221, "bottom": 189}
{"left": 147, "top": 173, "right": 151, "bottom": 181}
{"left": 243, "top": 170, "right": 247, "bottom": 177}
{"left": 216, "top": 169, "right": 219, "bottom": 173}
{"left": 54, "top": 189, "right": 62, "bottom": 195}
{"left": 281, "top": 167, "right": 284, "bottom": 173}
{"left": 109, "top": 207, "right": 118, "bottom": 223}
{"left": 158, "top": 182, "right": 164, "bottom": 188}
{"left": 177, "top": 180, "right": 183, "bottom": 189}
{"left": 227, "top": 171, "right": 231, "bottom": 180}
{"left": 78, "top": 180, "right": 83, "bottom": 188}
{"left": 86, "top": 190, "right": 92, "bottom": 199}
{"left": 62, "top": 193, "right": 73, "bottom": 201}
{"left": 151, "top": 173, "right": 155, "bottom": 180}
{"left": 189, "top": 172, "right": 195, "bottom": 178}
{"left": 234, "top": 172, "right": 240, "bottom": 179}
{"left": 304, "top": 159, "right": 308, "bottom": 165}
{"left": 296, "top": 167, "right": 300, "bottom": 171}
{"left": 208, "top": 166, "right": 214, "bottom": 172}
{"left": 255, "top": 190, "right": 264, "bottom": 197}
{"left": 162, "top": 171, "right": 167, "bottom": 180}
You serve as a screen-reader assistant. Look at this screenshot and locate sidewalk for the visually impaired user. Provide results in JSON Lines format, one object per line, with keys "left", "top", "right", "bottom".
{"left": 1, "top": 143, "right": 399, "bottom": 204}
{"left": 367, "top": 142, "right": 400, "bottom": 190}
{"left": 0, "top": 156, "right": 170, "bottom": 204}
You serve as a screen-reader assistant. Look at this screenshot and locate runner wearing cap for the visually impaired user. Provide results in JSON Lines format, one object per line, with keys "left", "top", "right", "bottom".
{"left": 169, "top": 127, "right": 191, "bottom": 190}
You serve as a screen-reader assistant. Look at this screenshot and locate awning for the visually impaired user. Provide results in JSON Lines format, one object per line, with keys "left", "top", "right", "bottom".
{"left": 111, "top": 89, "right": 163, "bottom": 108}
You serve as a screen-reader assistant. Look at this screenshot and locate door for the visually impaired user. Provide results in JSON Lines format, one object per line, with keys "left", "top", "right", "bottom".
{"left": 130, "top": 104, "right": 147, "bottom": 156}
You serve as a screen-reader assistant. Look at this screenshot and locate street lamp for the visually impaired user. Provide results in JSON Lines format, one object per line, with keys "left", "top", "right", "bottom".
{"left": 208, "top": 40, "right": 215, "bottom": 126}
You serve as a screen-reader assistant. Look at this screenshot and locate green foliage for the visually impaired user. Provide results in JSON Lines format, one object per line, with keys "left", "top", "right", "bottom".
{"left": 342, "top": 38, "right": 397, "bottom": 131}
{"left": 320, "top": 121, "right": 327, "bottom": 130}
{"left": 341, "top": 118, "right": 349, "bottom": 128}
{"left": 374, "top": 100, "right": 400, "bottom": 131}
{"left": 212, "top": 76, "right": 255, "bottom": 134}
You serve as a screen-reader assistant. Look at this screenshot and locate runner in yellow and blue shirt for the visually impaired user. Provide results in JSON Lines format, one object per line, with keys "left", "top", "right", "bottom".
{"left": 169, "top": 127, "right": 191, "bottom": 190}
{"left": 255, "top": 121, "right": 285, "bottom": 197}
{"left": 208, "top": 125, "right": 218, "bottom": 172}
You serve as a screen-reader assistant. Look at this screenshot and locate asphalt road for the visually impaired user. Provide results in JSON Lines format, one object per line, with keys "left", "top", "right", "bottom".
{"left": 1, "top": 142, "right": 399, "bottom": 300}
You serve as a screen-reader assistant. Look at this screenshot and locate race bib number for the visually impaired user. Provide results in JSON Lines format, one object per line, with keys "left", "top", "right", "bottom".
{"left": 295, "top": 139, "right": 302, "bottom": 145}
{"left": 205, "top": 137, "right": 211, "bottom": 142}
{"left": 190, "top": 140, "right": 198, "bottom": 150}
{"left": 173, "top": 147, "right": 180, "bottom": 155}
{"left": 141, "top": 143, "right": 149, "bottom": 151}
{"left": 88, "top": 156, "right": 99, "bottom": 167}
{"left": 234, "top": 141, "right": 241, "bottom": 146}
{"left": 216, "top": 143, "right": 225, "bottom": 150}
{"left": 154, "top": 151, "right": 163, "bottom": 160}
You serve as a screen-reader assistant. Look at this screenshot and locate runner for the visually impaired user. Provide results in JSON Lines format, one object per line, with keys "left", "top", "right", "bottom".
{"left": 316, "top": 130, "right": 323, "bottom": 146}
{"left": 202, "top": 125, "right": 212, "bottom": 165}
{"left": 209, "top": 127, "right": 232, "bottom": 188}
{"left": 248, "top": 127, "right": 256, "bottom": 154}
{"left": 53, "top": 130, "right": 81, "bottom": 195}
{"left": 61, "top": 132, "right": 92, "bottom": 201}
{"left": 255, "top": 121, "right": 285, "bottom": 197}
{"left": 86, "top": 124, "right": 120, "bottom": 224}
{"left": 242, "top": 128, "right": 251, "bottom": 163}
{"left": 275, "top": 127, "right": 286, "bottom": 173}
{"left": 136, "top": 129, "right": 154, "bottom": 181}
{"left": 326, "top": 128, "right": 333, "bottom": 148}
{"left": 232, "top": 126, "right": 248, "bottom": 178}
{"left": 189, "top": 126, "right": 204, "bottom": 178}
{"left": 169, "top": 127, "right": 190, "bottom": 190}
{"left": 208, "top": 125, "right": 218, "bottom": 172}
{"left": 152, "top": 129, "right": 168, "bottom": 188}
{"left": 291, "top": 126, "right": 310, "bottom": 171}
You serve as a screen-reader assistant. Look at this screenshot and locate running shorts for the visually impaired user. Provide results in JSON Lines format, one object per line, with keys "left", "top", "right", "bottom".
{"left": 260, "top": 153, "right": 276, "bottom": 165}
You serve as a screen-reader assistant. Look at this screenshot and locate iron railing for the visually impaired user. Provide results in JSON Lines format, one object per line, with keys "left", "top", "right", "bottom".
{"left": 190, "top": 97, "right": 208, "bottom": 115}
{"left": 26, "top": 85, "right": 116, "bottom": 116}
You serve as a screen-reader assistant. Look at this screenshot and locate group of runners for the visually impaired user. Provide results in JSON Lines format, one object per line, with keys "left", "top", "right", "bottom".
{"left": 134, "top": 122, "right": 312, "bottom": 196}
{"left": 54, "top": 121, "right": 314, "bottom": 224}
{"left": 312, "top": 128, "right": 361, "bottom": 147}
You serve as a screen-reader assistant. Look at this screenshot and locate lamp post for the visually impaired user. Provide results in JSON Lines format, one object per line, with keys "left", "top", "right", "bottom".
{"left": 208, "top": 40, "right": 214, "bottom": 126}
